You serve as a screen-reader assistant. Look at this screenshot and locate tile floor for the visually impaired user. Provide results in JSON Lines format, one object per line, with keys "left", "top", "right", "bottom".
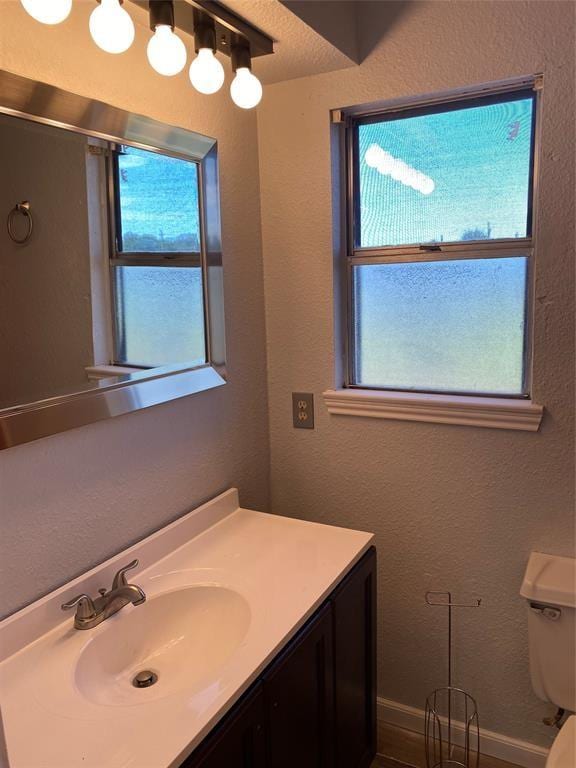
{"left": 373, "top": 724, "right": 521, "bottom": 768}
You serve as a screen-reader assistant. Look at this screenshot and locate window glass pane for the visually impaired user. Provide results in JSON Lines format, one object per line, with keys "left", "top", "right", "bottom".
{"left": 353, "top": 257, "right": 528, "bottom": 395}
{"left": 117, "top": 146, "right": 200, "bottom": 252}
{"left": 358, "top": 96, "right": 534, "bottom": 247}
{"left": 114, "top": 266, "right": 205, "bottom": 367}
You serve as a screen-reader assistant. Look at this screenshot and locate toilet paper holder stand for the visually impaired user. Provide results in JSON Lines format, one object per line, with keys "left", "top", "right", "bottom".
{"left": 424, "top": 591, "right": 482, "bottom": 768}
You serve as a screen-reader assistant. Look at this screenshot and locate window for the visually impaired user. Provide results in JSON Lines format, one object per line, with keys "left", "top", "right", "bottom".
{"left": 346, "top": 85, "right": 538, "bottom": 399}
{"left": 110, "top": 145, "right": 206, "bottom": 368}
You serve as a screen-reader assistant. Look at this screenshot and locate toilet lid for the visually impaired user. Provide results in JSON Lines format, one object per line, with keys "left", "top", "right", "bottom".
{"left": 547, "top": 715, "right": 575, "bottom": 768}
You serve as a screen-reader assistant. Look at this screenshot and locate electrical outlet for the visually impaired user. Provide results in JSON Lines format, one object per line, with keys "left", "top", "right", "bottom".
{"left": 292, "top": 392, "right": 314, "bottom": 429}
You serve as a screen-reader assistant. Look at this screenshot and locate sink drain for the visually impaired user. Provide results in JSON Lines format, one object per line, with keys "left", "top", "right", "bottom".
{"left": 133, "top": 670, "right": 158, "bottom": 689}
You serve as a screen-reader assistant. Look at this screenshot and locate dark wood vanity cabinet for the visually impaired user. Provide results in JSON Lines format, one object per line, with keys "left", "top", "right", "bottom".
{"left": 332, "top": 546, "right": 377, "bottom": 768}
{"left": 183, "top": 684, "right": 267, "bottom": 768}
{"left": 264, "top": 603, "right": 334, "bottom": 768}
{"left": 181, "top": 547, "right": 376, "bottom": 768}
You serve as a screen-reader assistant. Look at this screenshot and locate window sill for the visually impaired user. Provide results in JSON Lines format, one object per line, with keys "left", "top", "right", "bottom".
{"left": 322, "top": 388, "right": 543, "bottom": 431}
{"left": 85, "top": 365, "right": 142, "bottom": 381}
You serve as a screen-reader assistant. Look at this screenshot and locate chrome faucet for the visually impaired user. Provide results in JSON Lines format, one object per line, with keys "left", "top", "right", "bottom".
{"left": 61, "top": 559, "right": 146, "bottom": 630}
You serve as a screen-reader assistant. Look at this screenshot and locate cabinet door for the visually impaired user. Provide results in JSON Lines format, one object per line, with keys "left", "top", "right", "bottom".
{"left": 264, "top": 604, "right": 334, "bottom": 768}
{"left": 332, "top": 547, "right": 377, "bottom": 768}
{"left": 180, "top": 683, "right": 266, "bottom": 768}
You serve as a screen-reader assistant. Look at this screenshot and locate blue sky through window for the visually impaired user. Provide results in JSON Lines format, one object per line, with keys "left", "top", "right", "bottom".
{"left": 358, "top": 96, "right": 534, "bottom": 247}
{"left": 117, "top": 146, "right": 200, "bottom": 252}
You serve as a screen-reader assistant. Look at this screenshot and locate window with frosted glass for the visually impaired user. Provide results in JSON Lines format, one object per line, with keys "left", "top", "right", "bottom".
{"left": 346, "top": 85, "right": 538, "bottom": 397}
{"left": 114, "top": 267, "right": 205, "bottom": 367}
{"left": 353, "top": 257, "right": 528, "bottom": 395}
{"left": 356, "top": 93, "right": 535, "bottom": 248}
{"left": 111, "top": 145, "right": 206, "bottom": 368}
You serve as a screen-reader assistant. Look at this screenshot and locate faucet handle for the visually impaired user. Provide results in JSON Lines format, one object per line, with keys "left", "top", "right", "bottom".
{"left": 112, "top": 559, "right": 140, "bottom": 591}
{"left": 61, "top": 594, "right": 96, "bottom": 620}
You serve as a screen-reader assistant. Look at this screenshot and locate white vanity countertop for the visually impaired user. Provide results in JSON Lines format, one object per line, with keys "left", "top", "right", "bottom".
{"left": 0, "top": 489, "right": 374, "bottom": 768}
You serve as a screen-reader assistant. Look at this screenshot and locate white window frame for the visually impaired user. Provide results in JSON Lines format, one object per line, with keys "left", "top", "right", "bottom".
{"left": 324, "top": 76, "right": 544, "bottom": 431}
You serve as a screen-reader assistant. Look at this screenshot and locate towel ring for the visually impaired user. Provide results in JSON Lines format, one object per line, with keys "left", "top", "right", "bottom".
{"left": 7, "top": 201, "right": 33, "bottom": 244}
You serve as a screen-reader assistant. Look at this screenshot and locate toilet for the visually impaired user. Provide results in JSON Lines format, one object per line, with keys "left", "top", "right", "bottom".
{"left": 521, "top": 552, "right": 576, "bottom": 768}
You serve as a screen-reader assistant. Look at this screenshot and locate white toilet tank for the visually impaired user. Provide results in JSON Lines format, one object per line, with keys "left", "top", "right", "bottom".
{"left": 520, "top": 552, "right": 576, "bottom": 712}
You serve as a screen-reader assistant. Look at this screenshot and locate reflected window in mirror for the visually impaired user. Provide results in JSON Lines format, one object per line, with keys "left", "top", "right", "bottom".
{"left": 0, "top": 69, "right": 226, "bottom": 447}
{"left": 110, "top": 146, "right": 206, "bottom": 369}
{"left": 0, "top": 102, "right": 222, "bottom": 415}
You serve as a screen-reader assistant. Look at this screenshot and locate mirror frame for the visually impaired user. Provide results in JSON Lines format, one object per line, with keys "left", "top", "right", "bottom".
{"left": 0, "top": 69, "right": 227, "bottom": 450}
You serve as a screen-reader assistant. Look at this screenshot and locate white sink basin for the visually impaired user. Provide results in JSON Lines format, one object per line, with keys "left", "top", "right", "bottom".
{"left": 74, "top": 586, "right": 251, "bottom": 706}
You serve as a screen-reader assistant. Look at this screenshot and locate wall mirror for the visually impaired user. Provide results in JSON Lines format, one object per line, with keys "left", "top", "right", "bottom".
{"left": 0, "top": 69, "right": 226, "bottom": 450}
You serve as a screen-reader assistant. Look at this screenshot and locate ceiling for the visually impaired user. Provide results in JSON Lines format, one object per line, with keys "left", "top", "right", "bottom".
{"left": 225, "top": 0, "right": 360, "bottom": 84}
{"left": 129, "top": 0, "right": 361, "bottom": 85}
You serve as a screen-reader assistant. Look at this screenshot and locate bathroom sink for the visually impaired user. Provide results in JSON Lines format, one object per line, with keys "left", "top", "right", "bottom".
{"left": 74, "top": 586, "right": 251, "bottom": 706}
{"left": 0, "top": 490, "right": 375, "bottom": 767}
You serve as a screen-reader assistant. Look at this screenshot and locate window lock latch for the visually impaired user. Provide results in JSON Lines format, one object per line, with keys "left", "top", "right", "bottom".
{"left": 419, "top": 244, "right": 442, "bottom": 252}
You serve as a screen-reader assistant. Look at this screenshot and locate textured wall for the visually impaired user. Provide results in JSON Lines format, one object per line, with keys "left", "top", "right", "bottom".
{"left": 0, "top": 1, "right": 270, "bottom": 617}
{"left": 257, "top": 0, "right": 575, "bottom": 747}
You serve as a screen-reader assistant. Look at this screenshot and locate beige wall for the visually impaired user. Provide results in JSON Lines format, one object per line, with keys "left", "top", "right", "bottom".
{"left": 257, "top": 0, "right": 575, "bottom": 748}
{"left": 0, "top": 1, "right": 270, "bottom": 617}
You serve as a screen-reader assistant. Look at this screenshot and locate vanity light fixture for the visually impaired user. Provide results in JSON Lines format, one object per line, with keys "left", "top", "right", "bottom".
{"left": 89, "top": 0, "right": 135, "bottom": 55}
{"left": 189, "top": 16, "right": 225, "bottom": 95}
{"left": 20, "top": 0, "right": 274, "bottom": 109}
{"left": 230, "top": 44, "right": 262, "bottom": 109}
{"left": 20, "top": 0, "right": 72, "bottom": 25}
{"left": 147, "top": 0, "right": 187, "bottom": 77}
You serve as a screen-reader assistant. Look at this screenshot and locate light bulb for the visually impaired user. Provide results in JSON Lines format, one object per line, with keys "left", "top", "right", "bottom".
{"left": 189, "top": 48, "right": 225, "bottom": 95}
{"left": 89, "top": 0, "right": 135, "bottom": 54}
{"left": 147, "top": 25, "right": 187, "bottom": 76}
{"left": 230, "top": 68, "right": 262, "bottom": 109}
{"left": 21, "top": 0, "right": 72, "bottom": 24}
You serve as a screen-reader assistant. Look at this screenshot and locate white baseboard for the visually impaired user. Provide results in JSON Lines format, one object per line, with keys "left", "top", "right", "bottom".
{"left": 377, "top": 697, "right": 550, "bottom": 768}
